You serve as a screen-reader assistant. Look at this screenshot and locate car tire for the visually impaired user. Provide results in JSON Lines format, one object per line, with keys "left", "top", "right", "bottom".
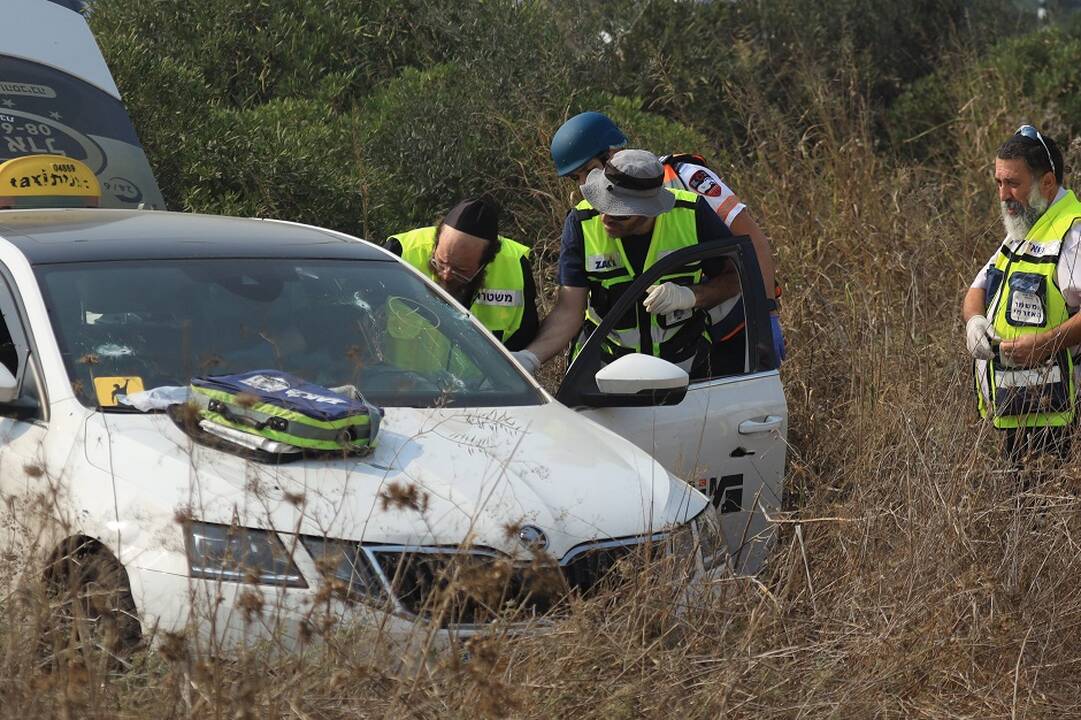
{"left": 40, "top": 540, "right": 142, "bottom": 670}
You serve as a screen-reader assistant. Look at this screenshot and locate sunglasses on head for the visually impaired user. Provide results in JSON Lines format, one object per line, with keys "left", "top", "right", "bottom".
{"left": 1016, "top": 124, "right": 1056, "bottom": 178}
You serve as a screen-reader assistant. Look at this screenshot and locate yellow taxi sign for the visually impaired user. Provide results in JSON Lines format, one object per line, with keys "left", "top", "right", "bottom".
{"left": 0, "top": 154, "right": 101, "bottom": 209}
{"left": 93, "top": 376, "right": 144, "bottom": 407}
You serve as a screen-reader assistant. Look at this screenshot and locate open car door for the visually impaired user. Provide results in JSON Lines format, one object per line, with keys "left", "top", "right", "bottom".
{"left": 557, "top": 236, "right": 787, "bottom": 572}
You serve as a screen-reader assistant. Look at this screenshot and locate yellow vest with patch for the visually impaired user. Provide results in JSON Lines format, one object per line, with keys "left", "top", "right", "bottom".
{"left": 574, "top": 188, "right": 709, "bottom": 370}
{"left": 976, "top": 190, "right": 1081, "bottom": 428}
{"left": 390, "top": 226, "right": 530, "bottom": 343}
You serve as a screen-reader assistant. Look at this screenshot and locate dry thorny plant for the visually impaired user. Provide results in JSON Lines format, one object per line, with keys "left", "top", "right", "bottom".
{"left": 0, "top": 73, "right": 1081, "bottom": 720}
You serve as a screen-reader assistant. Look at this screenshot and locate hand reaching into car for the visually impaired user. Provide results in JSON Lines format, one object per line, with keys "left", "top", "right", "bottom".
{"left": 511, "top": 349, "right": 539, "bottom": 375}
{"left": 643, "top": 283, "right": 696, "bottom": 315}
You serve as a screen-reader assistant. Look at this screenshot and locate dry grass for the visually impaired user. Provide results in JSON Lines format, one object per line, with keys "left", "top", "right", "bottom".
{"left": 3, "top": 60, "right": 1081, "bottom": 720}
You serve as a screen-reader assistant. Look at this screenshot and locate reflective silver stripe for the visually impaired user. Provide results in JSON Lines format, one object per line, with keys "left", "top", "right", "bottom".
{"left": 608, "top": 326, "right": 641, "bottom": 347}
{"left": 585, "top": 310, "right": 689, "bottom": 352}
{"left": 586, "top": 254, "right": 623, "bottom": 273}
{"left": 975, "top": 357, "right": 991, "bottom": 406}
{"left": 651, "top": 323, "right": 683, "bottom": 345}
{"left": 1003, "top": 237, "right": 1024, "bottom": 254}
{"left": 995, "top": 365, "right": 1063, "bottom": 388}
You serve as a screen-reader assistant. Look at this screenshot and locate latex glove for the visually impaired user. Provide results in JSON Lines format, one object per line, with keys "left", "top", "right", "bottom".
{"left": 770, "top": 314, "right": 786, "bottom": 365}
{"left": 965, "top": 315, "right": 995, "bottom": 360}
{"left": 643, "top": 283, "right": 696, "bottom": 315}
{"left": 511, "top": 349, "right": 539, "bottom": 375}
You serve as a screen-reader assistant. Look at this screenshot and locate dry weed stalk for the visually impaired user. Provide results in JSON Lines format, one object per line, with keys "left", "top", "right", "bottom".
{"left": 1, "top": 41, "right": 1080, "bottom": 720}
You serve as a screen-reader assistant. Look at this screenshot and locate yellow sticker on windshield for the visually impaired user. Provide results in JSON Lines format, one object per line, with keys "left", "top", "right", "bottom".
{"left": 93, "top": 376, "right": 144, "bottom": 407}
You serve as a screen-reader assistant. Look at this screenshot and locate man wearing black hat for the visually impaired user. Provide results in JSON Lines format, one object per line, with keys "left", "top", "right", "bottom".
{"left": 385, "top": 198, "right": 539, "bottom": 351}
{"left": 519, "top": 149, "right": 740, "bottom": 376}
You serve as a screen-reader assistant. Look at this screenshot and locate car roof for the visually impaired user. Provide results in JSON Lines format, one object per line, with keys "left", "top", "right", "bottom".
{"left": 0, "top": 208, "right": 392, "bottom": 264}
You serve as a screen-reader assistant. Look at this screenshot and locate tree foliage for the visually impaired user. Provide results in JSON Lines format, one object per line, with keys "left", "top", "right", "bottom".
{"left": 87, "top": 0, "right": 1050, "bottom": 241}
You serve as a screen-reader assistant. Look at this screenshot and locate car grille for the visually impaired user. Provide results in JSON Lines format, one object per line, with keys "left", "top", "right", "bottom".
{"left": 366, "top": 534, "right": 664, "bottom": 627}
{"left": 370, "top": 549, "right": 563, "bottom": 626}
{"left": 559, "top": 535, "right": 663, "bottom": 595}
{"left": 561, "top": 545, "right": 634, "bottom": 594}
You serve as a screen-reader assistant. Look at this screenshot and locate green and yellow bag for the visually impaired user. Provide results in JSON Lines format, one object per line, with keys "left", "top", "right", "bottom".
{"left": 190, "top": 370, "right": 381, "bottom": 453}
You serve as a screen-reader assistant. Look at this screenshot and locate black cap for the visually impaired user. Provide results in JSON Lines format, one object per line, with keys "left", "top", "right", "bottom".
{"left": 444, "top": 199, "right": 499, "bottom": 242}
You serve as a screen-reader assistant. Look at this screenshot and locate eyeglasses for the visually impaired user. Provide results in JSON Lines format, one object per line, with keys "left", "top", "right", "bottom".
{"left": 429, "top": 254, "right": 482, "bottom": 284}
{"left": 1016, "top": 124, "right": 1056, "bottom": 178}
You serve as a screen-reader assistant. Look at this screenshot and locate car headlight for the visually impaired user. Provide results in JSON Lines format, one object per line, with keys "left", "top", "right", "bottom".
{"left": 186, "top": 522, "right": 307, "bottom": 588}
{"left": 668, "top": 521, "right": 697, "bottom": 560}
{"left": 300, "top": 536, "right": 386, "bottom": 605}
{"left": 667, "top": 510, "right": 728, "bottom": 573}
{"left": 694, "top": 508, "right": 728, "bottom": 572}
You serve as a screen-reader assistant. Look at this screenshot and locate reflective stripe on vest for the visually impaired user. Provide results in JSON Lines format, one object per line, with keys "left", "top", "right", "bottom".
{"left": 574, "top": 188, "right": 709, "bottom": 367}
{"left": 975, "top": 190, "right": 1081, "bottom": 429}
{"left": 389, "top": 226, "right": 530, "bottom": 342}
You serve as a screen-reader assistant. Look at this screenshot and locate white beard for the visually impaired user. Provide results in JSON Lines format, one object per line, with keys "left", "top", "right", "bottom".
{"left": 1001, "top": 184, "right": 1050, "bottom": 241}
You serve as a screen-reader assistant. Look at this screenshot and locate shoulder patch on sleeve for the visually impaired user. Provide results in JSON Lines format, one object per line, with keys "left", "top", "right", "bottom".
{"left": 687, "top": 168, "right": 724, "bottom": 198}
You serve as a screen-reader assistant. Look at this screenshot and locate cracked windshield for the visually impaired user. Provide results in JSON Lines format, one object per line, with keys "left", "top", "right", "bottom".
{"left": 35, "top": 258, "right": 542, "bottom": 409}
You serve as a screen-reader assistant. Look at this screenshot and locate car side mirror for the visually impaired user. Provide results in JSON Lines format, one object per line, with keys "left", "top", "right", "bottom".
{"left": 579, "top": 354, "right": 689, "bottom": 407}
{"left": 0, "top": 364, "right": 17, "bottom": 403}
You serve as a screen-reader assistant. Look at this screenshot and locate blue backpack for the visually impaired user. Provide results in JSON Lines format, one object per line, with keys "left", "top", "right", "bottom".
{"left": 190, "top": 370, "right": 381, "bottom": 454}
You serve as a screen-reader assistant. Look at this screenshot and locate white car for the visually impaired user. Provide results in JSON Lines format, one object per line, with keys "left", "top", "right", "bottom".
{"left": 0, "top": 207, "right": 792, "bottom": 654}
{"left": 0, "top": 0, "right": 788, "bottom": 656}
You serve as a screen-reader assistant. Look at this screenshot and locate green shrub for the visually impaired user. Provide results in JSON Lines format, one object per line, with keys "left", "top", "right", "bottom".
{"left": 579, "top": 93, "right": 714, "bottom": 158}
{"left": 889, "top": 22, "right": 1081, "bottom": 163}
{"left": 178, "top": 99, "right": 365, "bottom": 231}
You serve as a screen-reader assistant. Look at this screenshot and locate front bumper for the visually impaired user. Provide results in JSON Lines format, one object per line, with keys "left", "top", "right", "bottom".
{"left": 124, "top": 523, "right": 717, "bottom": 652}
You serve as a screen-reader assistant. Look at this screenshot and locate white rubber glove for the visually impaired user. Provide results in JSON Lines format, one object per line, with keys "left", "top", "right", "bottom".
{"left": 965, "top": 315, "right": 995, "bottom": 360}
{"left": 511, "top": 349, "right": 539, "bottom": 375}
{"left": 643, "top": 283, "right": 696, "bottom": 315}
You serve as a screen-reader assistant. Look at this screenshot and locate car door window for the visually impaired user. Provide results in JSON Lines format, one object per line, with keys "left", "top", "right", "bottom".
{"left": 557, "top": 236, "right": 774, "bottom": 406}
{"left": 0, "top": 264, "right": 44, "bottom": 420}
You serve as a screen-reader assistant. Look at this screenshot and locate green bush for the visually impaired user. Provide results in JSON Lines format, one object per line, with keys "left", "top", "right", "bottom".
{"left": 89, "top": 0, "right": 439, "bottom": 109}
{"left": 889, "top": 21, "right": 1081, "bottom": 163}
{"left": 175, "top": 99, "right": 365, "bottom": 231}
{"left": 990, "top": 23, "right": 1081, "bottom": 136}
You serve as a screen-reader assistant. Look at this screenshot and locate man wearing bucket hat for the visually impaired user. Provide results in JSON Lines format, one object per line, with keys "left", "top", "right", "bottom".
{"left": 516, "top": 149, "right": 738, "bottom": 376}
{"left": 386, "top": 198, "right": 539, "bottom": 351}
{"left": 548, "top": 111, "right": 784, "bottom": 365}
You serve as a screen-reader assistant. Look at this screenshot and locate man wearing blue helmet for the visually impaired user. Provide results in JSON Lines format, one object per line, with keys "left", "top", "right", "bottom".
{"left": 513, "top": 148, "right": 741, "bottom": 378}
{"left": 525, "top": 111, "right": 783, "bottom": 373}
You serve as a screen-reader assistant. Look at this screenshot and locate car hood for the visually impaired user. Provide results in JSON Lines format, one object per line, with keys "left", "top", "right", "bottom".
{"left": 92, "top": 402, "right": 706, "bottom": 561}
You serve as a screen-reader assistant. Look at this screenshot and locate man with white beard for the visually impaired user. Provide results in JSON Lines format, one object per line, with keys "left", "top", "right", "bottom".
{"left": 963, "top": 126, "right": 1081, "bottom": 461}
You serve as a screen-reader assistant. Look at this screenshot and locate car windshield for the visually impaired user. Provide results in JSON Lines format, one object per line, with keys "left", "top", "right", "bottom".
{"left": 35, "top": 258, "right": 544, "bottom": 410}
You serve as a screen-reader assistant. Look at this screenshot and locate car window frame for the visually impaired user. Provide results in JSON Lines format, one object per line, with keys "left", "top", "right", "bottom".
{"left": 0, "top": 259, "right": 47, "bottom": 422}
{"left": 556, "top": 235, "right": 774, "bottom": 407}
